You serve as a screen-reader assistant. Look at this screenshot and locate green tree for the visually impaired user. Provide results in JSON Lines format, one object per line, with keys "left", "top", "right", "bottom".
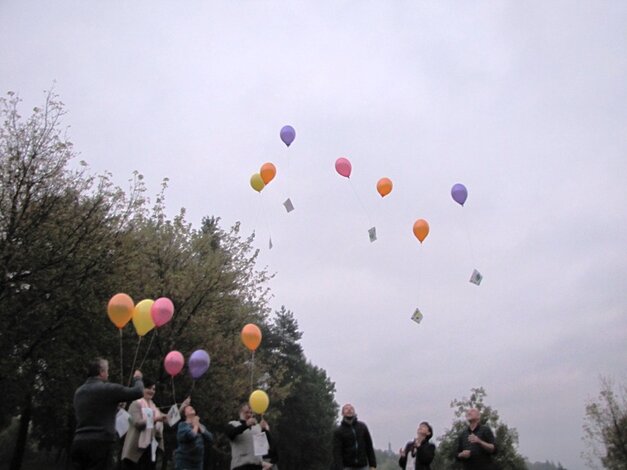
{"left": 431, "top": 387, "right": 526, "bottom": 470}
{"left": 0, "top": 90, "right": 146, "bottom": 470}
{"left": 263, "top": 308, "right": 339, "bottom": 470}
{"left": 582, "top": 377, "right": 627, "bottom": 470}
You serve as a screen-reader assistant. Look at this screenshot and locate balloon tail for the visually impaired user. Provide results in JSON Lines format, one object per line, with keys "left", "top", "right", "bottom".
{"left": 128, "top": 336, "right": 142, "bottom": 386}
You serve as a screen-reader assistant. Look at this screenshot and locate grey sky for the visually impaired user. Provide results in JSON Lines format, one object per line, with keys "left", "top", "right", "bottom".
{"left": 2, "top": 1, "right": 626, "bottom": 468}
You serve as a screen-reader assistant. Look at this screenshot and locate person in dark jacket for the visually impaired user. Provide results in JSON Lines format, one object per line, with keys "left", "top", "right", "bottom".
{"left": 398, "top": 422, "right": 435, "bottom": 470}
{"left": 456, "top": 408, "right": 497, "bottom": 470}
{"left": 332, "top": 403, "right": 376, "bottom": 470}
{"left": 174, "top": 404, "right": 213, "bottom": 470}
{"left": 71, "top": 358, "right": 144, "bottom": 470}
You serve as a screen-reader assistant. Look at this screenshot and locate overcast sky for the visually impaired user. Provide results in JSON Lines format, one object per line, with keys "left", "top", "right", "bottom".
{"left": 2, "top": 1, "right": 626, "bottom": 468}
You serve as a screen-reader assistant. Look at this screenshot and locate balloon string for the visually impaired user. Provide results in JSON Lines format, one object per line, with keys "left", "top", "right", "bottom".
{"left": 190, "top": 380, "right": 196, "bottom": 396}
{"left": 460, "top": 208, "right": 478, "bottom": 267}
{"left": 138, "top": 330, "right": 157, "bottom": 371}
{"left": 171, "top": 376, "right": 177, "bottom": 405}
{"left": 119, "top": 328, "right": 124, "bottom": 384}
{"left": 250, "top": 350, "right": 255, "bottom": 393}
{"left": 259, "top": 193, "right": 273, "bottom": 248}
{"left": 348, "top": 180, "right": 373, "bottom": 226}
{"left": 128, "top": 336, "right": 142, "bottom": 386}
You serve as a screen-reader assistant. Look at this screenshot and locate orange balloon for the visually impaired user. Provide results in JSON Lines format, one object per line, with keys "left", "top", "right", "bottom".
{"left": 260, "top": 163, "right": 276, "bottom": 185}
{"left": 376, "top": 177, "right": 393, "bottom": 197}
{"left": 107, "top": 293, "right": 135, "bottom": 329}
{"left": 241, "top": 323, "right": 262, "bottom": 351}
{"left": 413, "top": 219, "right": 430, "bottom": 243}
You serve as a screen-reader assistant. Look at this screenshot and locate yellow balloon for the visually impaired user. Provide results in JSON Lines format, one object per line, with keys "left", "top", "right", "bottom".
{"left": 250, "top": 173, "right": 265, "bottom": 192}
{"left": 249, "top": 389, "right": 269, "bottom": 414}
{"left": 132, "top": 299, "right": 155, "bottom": 337}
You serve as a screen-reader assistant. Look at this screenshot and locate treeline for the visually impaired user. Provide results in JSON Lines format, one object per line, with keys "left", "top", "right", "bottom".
{"left": 0, "top": 91, "right": 338, "bottom": 470}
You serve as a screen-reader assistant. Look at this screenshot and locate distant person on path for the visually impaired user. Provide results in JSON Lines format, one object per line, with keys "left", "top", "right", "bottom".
{"left": 332, "top": 403, "right": 377, "bottom": 470}
{"left": 456, "top": 408, "right": 497, "bottom": 469}
{"left": 226, "top": 402, "right": 275, "bottom": 470}
{"left": 71, "top": 358, "right": 144, "bottom": 470}
{"left": 399, "top": 421, "right": 435, "bottom": 470}
{"left": 174, "top": 403, "right": 213, "bottom": 470}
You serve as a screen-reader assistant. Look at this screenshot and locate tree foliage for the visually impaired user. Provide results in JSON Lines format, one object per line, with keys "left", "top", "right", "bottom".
{"left": 0, "top": 90, "right": 338, "bottom": 470}
{"left": 431, "top": 387, "right": 526, "bottom": 470}
{"left": 582, "top": 377, "right": 627, "bottom": 470}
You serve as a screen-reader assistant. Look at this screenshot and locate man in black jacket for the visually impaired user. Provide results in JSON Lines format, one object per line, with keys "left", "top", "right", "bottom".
{"left": 456, "top": 407, "right": 497, "bottom": 470}
{"left": 71, "top": 358, "right": 144, "bottom": 470}
{"left": 332, "top": 403, "right": 376, "bottom": 470}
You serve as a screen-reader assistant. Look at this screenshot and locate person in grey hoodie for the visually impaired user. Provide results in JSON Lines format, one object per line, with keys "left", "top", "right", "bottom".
{"left": 71, "top": 358, "right": 144, "bottom": 470}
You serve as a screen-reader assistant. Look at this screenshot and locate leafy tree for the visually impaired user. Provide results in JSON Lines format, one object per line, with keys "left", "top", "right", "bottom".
{"left": 0, "top": 90, "right": 146, "bottom": 470}
{"left": 582, "top": 377, "right": 627, "bottom": 470}
{"left": 263, "top": 308, "right": 339, "bottom": 470}
{"left": 431, "top": 387, "right": 526, "bottom": 470}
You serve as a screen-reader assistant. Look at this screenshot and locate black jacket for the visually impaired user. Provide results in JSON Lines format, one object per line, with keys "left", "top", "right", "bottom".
{"left": 332, "top": 418, "right": 376, "bottom": 469}
{"left": 398, "top": 440, "right": 435, "bottom": 470}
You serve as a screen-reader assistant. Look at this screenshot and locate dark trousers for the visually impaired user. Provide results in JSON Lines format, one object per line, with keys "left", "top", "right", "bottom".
{"left": 122, "top": 448, "right": 156, "bottom": 470}
{"left": 70, "top": 439, "right": 113, "bottom": 470}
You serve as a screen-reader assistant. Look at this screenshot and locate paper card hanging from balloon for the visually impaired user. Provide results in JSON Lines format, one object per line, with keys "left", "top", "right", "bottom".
{"left": 283, "top": 198, "right": 294, "bottom": 213}
{"left": 411, "top": 308, "right": 423, "bottom": 324}
{"left": 253, "top": 432, "right": 270, "bottom": 456}
{"left": 167, "top": 404, "right": 181, "bottom": 427}
{"left": 368, "top": 227, "right": 377, "bottom": 243}
{"left": 268, "top": 237, "right": 273, "bottom": 250}
{"left": 116, "top": 408, "right": 130, "bottom": 437}
{"left": 469, "top": 269, "right": 483, "bottom": 286}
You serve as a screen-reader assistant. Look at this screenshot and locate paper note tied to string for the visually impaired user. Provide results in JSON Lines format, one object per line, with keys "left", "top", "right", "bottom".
{"left": 411, "top": 308, "right": 423, "bottom": 324}
{"left": 469, "top": 269, "right": 483, "bottom": 286}
{"left": 368, "top": 227, "right": 377, "bottom": 243}
{"left": 283, "top": 198, "right": 294, "bottom": 213}
{"left": 253, "top": 430, "right": 270, "bottom": 456}
{"left": 167, "top": 404, "right": 181, "bottom": 427}
{"left": 116, "top": 408, "right": 130, "bottom": 438}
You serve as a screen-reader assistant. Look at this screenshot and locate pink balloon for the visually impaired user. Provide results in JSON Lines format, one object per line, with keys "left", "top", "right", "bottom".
{"left": 151, "top": 297, "right": 174, "bottom": 327}
{"left": 335, "top": 157, "right": 352, "bottom": 178}
{"left": 164, "top": 351, "right": 184, "bottom": 376}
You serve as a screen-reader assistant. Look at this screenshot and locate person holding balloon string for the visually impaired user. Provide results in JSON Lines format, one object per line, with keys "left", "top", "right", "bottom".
{"left": 121, "top": 377, "right": 167, "bottom": 470}
{"left": 226, "top": 400, "right": 276, "bottom": 470}
{"left": 174, "top": 402, "right": 214, "bottom": 470}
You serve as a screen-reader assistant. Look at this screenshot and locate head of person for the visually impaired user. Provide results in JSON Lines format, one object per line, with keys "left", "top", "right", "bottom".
{"left": 466, "top": 408, "right": 481, "bottom": 425}
{"left": 417, "top": 421, "right": 433, "bottom": 441}
{"left": 142, "top": 378, "right": 156, "bottom": 400}
{"left": 87, "top": 358, "right": 109, "bottom": 380}
{"left": 341, "top": 403, "right": 356, "bottom": 422}
{"left": 239, "top": 402, "right": 253, "bottom": 421}
{"left": 182, "top": 404, "right": 196, "bottom": 421}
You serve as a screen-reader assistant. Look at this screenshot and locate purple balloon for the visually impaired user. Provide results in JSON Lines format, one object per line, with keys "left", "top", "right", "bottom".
{"left": 188, "top": 349, "right": 210, "bottom": 379}
{"left": 280, "top": 125, "right": 295, "bottom": 147}
{"left": 451, "top": 183, "right": 468, "bottom": 206}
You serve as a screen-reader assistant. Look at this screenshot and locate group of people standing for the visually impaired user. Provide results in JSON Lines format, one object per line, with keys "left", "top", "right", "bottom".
{"left": 70, "top": 358, "right": 276, "bottom": 470}
{"left": 70, "top": 357, "right": 497, "bottom": 470}
{"left": 332, "top": 403, "right": 497, "bottom": 470}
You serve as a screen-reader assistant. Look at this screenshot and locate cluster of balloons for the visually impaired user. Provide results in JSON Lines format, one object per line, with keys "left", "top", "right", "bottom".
{"left": 107, "top": 293, "right": 175, "bottom": 335}
{"left": 164, "top": 349, "right": 210, "bottom": 380}
{"left": 250, "top": 162, "right": 277, "bottom": 193}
